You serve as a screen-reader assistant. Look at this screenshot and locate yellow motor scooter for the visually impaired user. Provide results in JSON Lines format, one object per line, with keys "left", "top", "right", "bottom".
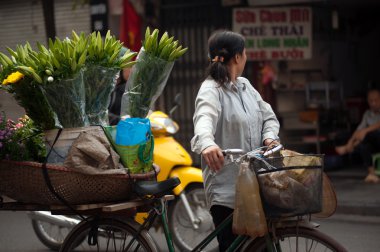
{"left": 141, "top": 94, "right": 218, "bottom": 252}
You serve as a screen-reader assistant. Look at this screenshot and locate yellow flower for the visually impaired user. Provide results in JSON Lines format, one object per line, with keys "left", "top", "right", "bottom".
{"left": 2, "top": 71, "right": 24, "bottom": 85}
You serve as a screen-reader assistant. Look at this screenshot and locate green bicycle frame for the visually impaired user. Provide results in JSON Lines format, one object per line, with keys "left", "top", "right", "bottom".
{"left": 159, "top": 207, "right": 276, "bottom": 252}
{"left": 143, "top": 197, "right": 277, "bottom": 252}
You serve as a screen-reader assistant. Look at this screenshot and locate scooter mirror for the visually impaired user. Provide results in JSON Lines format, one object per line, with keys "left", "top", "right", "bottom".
{"left": 169, "top": 93, "right": 182, "bottom": 117}
{"left": 174, "top": 93, "right": 182, "bottom": 106}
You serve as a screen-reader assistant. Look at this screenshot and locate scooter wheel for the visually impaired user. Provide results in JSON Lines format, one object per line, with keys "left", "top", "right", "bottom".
{"left": 168, "top": 183, "right": 218, "bottom": 252}
{"left": 32, "top": 219, "right": 71, "bottom": 251}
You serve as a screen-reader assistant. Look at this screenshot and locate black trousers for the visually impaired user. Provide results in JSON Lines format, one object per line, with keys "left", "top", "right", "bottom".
{"left": 357, "top": 130, "right": 380, "bottom": 168}
{"left": 210, "top": 205, "right": 237, "bottom": 252}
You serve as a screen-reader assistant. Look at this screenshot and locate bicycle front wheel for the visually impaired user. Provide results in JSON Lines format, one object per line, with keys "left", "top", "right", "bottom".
{"left": 242, "top": 226, "right": 347, "bottom": 252}
{"left": 59, "top": 217, "right": 158, "bottom": 252}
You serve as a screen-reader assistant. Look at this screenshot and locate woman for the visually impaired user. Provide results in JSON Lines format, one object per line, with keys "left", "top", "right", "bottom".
{"left": 108, "top": 67, "right": 132, "bottom": 125}
{"left": 191, "top": 30, "right": 280, "bottom": 251}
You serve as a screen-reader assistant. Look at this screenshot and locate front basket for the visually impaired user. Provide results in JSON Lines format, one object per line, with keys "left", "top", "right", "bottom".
{"left": 250, "top": 154, "right": 324, "bottom": 217}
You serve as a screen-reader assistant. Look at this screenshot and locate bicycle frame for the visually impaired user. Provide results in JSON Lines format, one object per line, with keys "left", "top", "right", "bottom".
{"left": 134, "top": 144, "right": 328, "bottom": 252}
{"left": 139, "top": 195, "right": 277, "bottom": 252}
{"left": 191, "top": 212, "right": 246, "bottom": 252}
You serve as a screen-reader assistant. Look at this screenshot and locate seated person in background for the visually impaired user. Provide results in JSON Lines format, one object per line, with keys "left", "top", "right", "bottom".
{"left": 335, "top": 88, "right": 380, "bottom": 183}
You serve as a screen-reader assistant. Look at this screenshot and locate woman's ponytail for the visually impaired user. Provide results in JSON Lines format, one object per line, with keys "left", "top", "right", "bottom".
{"left": 207, "top": 56, "right": 229, "bottom": 85}
{"left": 205, "top": 31, "right": 245, "bottom": 88}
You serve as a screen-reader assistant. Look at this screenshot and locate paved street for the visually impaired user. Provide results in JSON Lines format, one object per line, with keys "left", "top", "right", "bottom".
{"left": 0, "top": 211, "right": 379, "bottom": 251}
{"left": 326, "top": 165, "right": 380, "bottom": 216}
{"left": 317, "top": 214, "right": 380, "bottom": 252}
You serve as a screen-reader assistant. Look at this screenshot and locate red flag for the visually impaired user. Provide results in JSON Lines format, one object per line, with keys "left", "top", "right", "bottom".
{"left": 120, "top": 0, "right": 142, "bottom": 53}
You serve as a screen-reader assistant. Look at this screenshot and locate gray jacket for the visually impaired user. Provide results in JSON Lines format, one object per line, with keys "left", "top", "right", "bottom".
{"left": 191, "top": 77, "right": 280, "bottom": 209}
{"left": 357, "top": 109, "right": 380, "bottom": 131}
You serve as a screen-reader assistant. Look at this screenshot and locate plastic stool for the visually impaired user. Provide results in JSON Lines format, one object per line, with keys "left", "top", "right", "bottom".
{"left": 372, "top": 153, "right": 380, "bottom": 175}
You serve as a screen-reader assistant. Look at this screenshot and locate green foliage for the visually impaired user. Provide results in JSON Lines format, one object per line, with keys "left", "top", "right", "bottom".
{"left": 124, "top": 27, "right": 188, "bottom": 118}
{"left": 86, "top": 30, "right": 136, "bottom": 68}
{"left": 0, "top": 30, "right": 136, "bottom": 85}
{"left": 126, "top": 50, "right": 174, "bottom": 118}
{"left": 2, "top": 76, "right": 58, "bottom": 130}
{"left": 143, "top": 27, "right": 188, "bottom": 61}
{"left": 0, "top": 30, "right": 136, "bottom": 129}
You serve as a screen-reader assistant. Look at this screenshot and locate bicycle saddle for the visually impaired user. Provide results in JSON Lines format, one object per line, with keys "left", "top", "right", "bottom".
{"left": 133, "top": 177, "right": 181, "bottom": 197}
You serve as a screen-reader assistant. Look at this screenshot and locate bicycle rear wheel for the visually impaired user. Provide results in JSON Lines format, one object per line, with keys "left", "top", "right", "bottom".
{"left": 241, "top": 226, "right": 347, "bottom": 252}
{"left": 59, "top": 217, "right": 158, "bottom": 252}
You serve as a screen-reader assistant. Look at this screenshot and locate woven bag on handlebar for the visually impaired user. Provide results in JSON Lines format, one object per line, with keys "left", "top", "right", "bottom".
{"left": 0, "top": 160, "right": 158, "bottom": 205}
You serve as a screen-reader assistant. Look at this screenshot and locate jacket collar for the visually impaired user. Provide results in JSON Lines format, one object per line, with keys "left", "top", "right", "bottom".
{"left": 225, "top": 78, "right": 246, "bottom": 92}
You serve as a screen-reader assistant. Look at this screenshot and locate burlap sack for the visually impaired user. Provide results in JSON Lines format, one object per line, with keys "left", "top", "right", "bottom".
{"left": 64, "top": 130, "right": 127, "bottom": 175}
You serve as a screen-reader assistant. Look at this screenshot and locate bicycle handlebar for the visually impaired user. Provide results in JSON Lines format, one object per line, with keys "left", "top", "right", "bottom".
{"left": 262, "top": 144, "right": 283, "bottom": 157}
{"left": 222, "top": 149, "right": 245, "bottom": 156}
{"left": 222, "top": 144, "right": 283, "bottom": 160}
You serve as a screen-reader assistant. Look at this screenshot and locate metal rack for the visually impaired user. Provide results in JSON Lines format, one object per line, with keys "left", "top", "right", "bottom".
{"left": 279, "top": 111, "right": 322, "bottom": 154}
{"left": 305, "top": 81, "right": 343, "bottom": 109}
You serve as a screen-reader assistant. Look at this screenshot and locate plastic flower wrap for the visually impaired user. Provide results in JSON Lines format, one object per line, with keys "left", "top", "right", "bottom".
{"left": 0, "top": 35, "right": 86, "bottom": 129}
{"left": 84, "top": 65, "right": 118, "bottom": 125}
{"left": 83, "top": 31, "right": 136, "bottom": 125}
{"left": 122, "top": 48, "right": 174, "bottom": 118}
{"left": 121, "top": 28, "right": 187, "bottom": 118}
{"left": 41, "top": 69, "right": 88, "bottom": 128}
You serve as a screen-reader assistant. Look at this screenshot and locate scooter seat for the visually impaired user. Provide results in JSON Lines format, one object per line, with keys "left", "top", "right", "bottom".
{"left": 133, "top": 177, "right": 181, "bottom": 197}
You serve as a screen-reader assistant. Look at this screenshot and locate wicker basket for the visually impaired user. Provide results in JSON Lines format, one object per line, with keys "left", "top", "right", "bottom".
{"left": 250, "top": 154, "right": 324, "bottom": 217}
{"left": 0, "top": 160, "right": 158, "bottom": 205}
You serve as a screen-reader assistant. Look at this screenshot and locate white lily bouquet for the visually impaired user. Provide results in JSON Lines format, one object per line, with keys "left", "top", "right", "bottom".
{"left": 83, "top": 31, "right": 136, "bottom": 126}
{"left": 121, "top": 28, "right": 188, "bottom": 118}
{"left": 0, "top": 31, "right": 136, "bottom": 129}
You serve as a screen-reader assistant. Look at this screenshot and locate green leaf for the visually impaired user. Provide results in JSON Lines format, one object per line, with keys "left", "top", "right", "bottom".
{"left": 52, "top": 56, "right": 61, "bottom": 68}
{"left": 25, "top": 42, "right": 33, "bottom": 52}
{"left": 0, "top": 52, "right": 13, "bottom": 66}
{"left": 6, "top": 47, "right": 18, "bottom": 59}
{"left": 48, "top": 38, "right": 54, "bottom": 50}
{"left": 108, "top": 50, "right": 120, "bottom": 64}
{"left": 120, "top": 61, "right": 136, "bottom": 69}
{"left": 16, "top": 65, "right": 43, "bottom": 83}
{"left": 77, "top": 50, "right": 87, "bottom": 66}
{"left": 71, "top": 58, "right": 77, "bottom": 72}
{"left": 119, "top": 51, "right": 137, "bottom": 63}
{"left": 0, "top": 54, "right": 9, "bottom": 68}
{"left": 71, "top": 30, "right": 80, "bottom": 41}
{"left": 144, "top": 27, "right": 151, "bottom": 47}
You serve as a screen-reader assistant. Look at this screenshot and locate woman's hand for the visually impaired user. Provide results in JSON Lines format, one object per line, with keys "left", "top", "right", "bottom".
{"left": 202, "top": 145, "right": 225, "bottom": 172}
{"left": 263, "top": 138, "right": 280, "bottom": 148}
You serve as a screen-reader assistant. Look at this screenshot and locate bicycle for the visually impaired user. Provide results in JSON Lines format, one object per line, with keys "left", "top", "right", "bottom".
{"left": 59, "top": 145, "right": 348, "bottom": 252}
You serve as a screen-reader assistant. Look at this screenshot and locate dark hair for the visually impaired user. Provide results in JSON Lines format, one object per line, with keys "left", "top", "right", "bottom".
{"left": 367, "top": 80, "right": 379, "bottom": 91}
{"left": 206, "top": 31, "right": 245, "bottom": 87}
{"left": 116, "top": 69, "right": 127, "bottom": 85}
